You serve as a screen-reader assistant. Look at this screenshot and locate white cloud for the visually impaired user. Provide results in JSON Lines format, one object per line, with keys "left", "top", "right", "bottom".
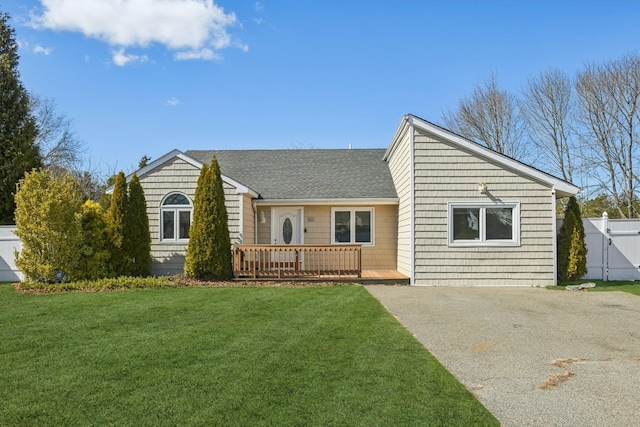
{"left": 30, "top": 0, "right": 244, "bottom": 65}
{"left": 175, "top": 48, "right": 219, "bottom": 61}
{"left": 112, "top": 48, "right": 148, "bottom": 66}
{"left": 33, "top": 45, "right": 53, "bottom": 55}
{"left": 164, "top": 97, "right": 181, "bottom": 106}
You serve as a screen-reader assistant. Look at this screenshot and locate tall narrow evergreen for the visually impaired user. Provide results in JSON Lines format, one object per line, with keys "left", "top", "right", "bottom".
{"left": 126, "top": 173, "right": 151, "bottom": 276}
{"left": 184, "top": 156, "right": 232, "bottom": 280}
{"left": 557, "top": 196, "right": 587, "bottom": 282}
{"left": 0, "top": 11, "right": 42, "bottom": 224}
{"left": 107, "top": 171, "right": 129, "bottom": 276}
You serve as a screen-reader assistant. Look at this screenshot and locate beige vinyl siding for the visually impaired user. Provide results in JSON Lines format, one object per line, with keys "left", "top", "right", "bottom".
{"left": 256, "top": 207, "right": 271, "bottom": 244}
{"left": 242, "top": 194, "right": 255, "bottom": 244}
{"left": 255, "top": 204, "right": 397, "bottom": 270}
{"left": 412, "top": 128, "right": 555, "bottom": 286}
{"left": 385, "top": 126, "right": 412, "bottom": 276}
{"left": 138, "top": 156, "right": 241, "bottom": 275}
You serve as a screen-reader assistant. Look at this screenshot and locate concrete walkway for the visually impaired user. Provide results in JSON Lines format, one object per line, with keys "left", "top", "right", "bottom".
{"left": 366, "top": 286, "right": 640, "bottom": 427}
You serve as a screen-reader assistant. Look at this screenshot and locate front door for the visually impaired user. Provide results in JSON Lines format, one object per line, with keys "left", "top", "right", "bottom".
{"left": 271, "top": 208, "right": 303, "bottom": 245}
{"left": 271, "top": 208, "right": 303, "bottom": 270}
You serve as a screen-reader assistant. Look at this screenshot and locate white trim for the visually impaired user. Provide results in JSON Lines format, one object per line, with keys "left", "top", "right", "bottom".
{"left": 409, "top": 122, "right": 416, "bottom": 286}
{"left": 330, "top": 207, "right": 375, "bottom": 246}
{"left": 254, "top": 198, "right": 398, "bottom": 206}
{"left": 159, "top": 191, "right": 193, "bottom": 243}
{"left": 447, "top": 201, "right": 521, "bottom": 247}
{"left": 237, "top": 193, "right": 244, "bottom": 244}
{"left": 270, "top": 207, "right": 304, "bottom": 245}
{"left": 551, "top": 189, "right": 558, "bottom": 285}
{"left": 404, "top": 115, "right": 580, "bottom": 197}
{"left": 105, "top": 149, "right": 259, "bottom": 197}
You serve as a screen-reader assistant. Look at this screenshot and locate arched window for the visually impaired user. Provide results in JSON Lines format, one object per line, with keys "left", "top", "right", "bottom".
{"left": 161, "top": 192, "right": 192, "bottom": 241}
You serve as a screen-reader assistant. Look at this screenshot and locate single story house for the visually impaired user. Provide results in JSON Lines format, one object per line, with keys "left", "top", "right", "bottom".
{"left": 124, "top": 114, "right": 579, "bottom": 286}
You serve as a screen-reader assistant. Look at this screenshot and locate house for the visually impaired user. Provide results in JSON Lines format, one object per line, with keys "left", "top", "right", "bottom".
{"left": 125, "top": 114, "right": 579, "bottom": 286}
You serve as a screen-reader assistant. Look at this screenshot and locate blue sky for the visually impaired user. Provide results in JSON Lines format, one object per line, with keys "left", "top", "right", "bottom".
{"left": 5, "top": 0, "right": 640, "bottom": 176}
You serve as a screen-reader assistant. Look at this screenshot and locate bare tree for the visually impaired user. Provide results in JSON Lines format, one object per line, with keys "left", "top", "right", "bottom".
{"left": 443, "top": 73, "right": 527, "bottom": 160}
{"left": 521, "top": 69, "right": 575, "bottom": 182}
{"left": 575, "top": 54, "right": 640, "bottom": 218}
{"left": 30, "top": 93, "right": 85, "bottom": 171}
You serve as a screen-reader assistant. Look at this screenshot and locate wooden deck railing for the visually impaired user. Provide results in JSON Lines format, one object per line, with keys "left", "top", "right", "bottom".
{"left": 233, "top": 244, "right": 362, "bottom": 279}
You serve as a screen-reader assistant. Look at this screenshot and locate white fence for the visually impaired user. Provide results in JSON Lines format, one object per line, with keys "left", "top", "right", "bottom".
{"left": 575, "top": 214, "right": 640, "bottom": 281}
{"left": 0, "top": 226, "right": 23, "bottom": 282}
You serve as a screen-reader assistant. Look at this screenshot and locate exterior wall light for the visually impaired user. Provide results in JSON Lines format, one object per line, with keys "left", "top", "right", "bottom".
{"left": 259, "top": 209, "right": 266, "bottom": 224}
{"left": 478, "top": 183, "right": 487, "bottom": 194}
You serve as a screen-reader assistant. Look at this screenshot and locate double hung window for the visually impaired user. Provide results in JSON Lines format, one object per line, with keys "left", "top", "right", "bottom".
{"left": 161, "top": 193, "right": 192, "bottom": 241}
{"left": 448, "top": 202, "right": 520, "bottom": 246}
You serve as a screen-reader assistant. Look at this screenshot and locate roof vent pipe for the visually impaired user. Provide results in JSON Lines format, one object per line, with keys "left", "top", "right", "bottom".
{"left": 348, "top": 143, "right": 352, "bottom": 149}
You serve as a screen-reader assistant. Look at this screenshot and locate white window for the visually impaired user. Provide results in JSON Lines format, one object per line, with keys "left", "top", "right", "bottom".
{"left": 160, "top": 193, "right": 192, "bottom": 242}
{"left": 331, "top": 208, "right": 374, "bottom": 245}
{"left": 448, "top": 202, "right": 520, "bottom": 246}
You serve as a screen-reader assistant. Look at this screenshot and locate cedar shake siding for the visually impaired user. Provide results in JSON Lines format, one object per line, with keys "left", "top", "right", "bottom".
{"left": 411, "top": 126, "right": 557, "bottom": 286}
{"left": 137, "top": 156, "right": 242, "bottom": 275}
{"left": 114, "top": 114, "right": 576, "bottom": 283}
{"left": 384, "top": 124, "right": 412, "bottom": 277}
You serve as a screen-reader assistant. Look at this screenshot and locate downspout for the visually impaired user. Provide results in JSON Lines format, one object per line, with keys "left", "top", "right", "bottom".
{"left": 409, "top": 119, "right": 416, "bottom": 286}
{"left": 252, "top": 199, "right": 258, "bottom": 244}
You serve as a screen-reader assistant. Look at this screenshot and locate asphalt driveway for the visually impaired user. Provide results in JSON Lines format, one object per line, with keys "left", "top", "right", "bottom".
{"left": 366, "top": 286, "right": 640, "bottom": 427}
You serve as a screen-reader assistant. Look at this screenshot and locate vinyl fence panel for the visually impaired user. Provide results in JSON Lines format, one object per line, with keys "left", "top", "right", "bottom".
{"left": 561, "top": 214, "right": 640, "bottom": 281}
{"left": 0, "top": 226, "right": 22, "bottom": 282}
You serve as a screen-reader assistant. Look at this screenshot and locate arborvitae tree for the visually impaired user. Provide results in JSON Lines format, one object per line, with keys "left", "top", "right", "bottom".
{"left": 0, "top": 11, "right": 42, "bottom": 224}
{"left": 77, "top": 200, "right": 111, "bottom": 280}
{"left": 14, "top": 169, "right": 84, "bottom": 282}
{"left": 107, "top": 171, "right": 129, "bottom": 276}
{"left": 566, "top": 228, "right": 587, "bottom": 282}
{"left": 125, "top": 173, "right": 151, "bottom": 276}
{"left": 184, "top": 157, "right": 233, "bottom": 280}
{"left": 557, "top": 196, "right": 587, "bottom": 282}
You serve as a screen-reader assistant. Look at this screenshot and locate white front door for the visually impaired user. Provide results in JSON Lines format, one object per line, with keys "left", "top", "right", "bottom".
{"left": 271, "top": 207, "right": 303, "bottom": 245}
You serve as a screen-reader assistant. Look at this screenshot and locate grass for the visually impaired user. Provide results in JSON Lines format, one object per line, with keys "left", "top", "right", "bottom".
{"left": 552, "top": 279, "right": 640, "bottom": 296}
{"left": 0, "top": 283, "right": 498, "bottom": 426}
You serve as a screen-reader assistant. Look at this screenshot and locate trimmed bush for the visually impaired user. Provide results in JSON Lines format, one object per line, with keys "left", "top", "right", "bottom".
{"left": 14, "top": 169, "right": 84, "bottom": 282}
{"left": 107, "top": 172, "right": 129, "bottom": 276}
{"left": 125, "top": 173, "right": 151, "bottom": 277}
{"left": 184, "top": 156, "right": 233, "bottom": 280}
{"left": 77, "top": 200, "right": 112, "bottom": 280}
{"left": 557, "top": 196, "right": 587, "bottom": 282}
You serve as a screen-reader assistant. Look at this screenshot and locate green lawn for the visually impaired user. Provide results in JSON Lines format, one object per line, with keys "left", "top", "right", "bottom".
{"left": 0, "top": 283, "right": 497, "bottom": 426}
{"left": 553, "top": 280, "right": 640, "bottom": 296}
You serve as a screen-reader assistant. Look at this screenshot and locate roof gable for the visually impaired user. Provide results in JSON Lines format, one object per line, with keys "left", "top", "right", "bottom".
{"left": 106, "top": 149, "right": 256, "bottom": 196}
{"left": 386, "top": 114, "right": 580, "bottom": 198}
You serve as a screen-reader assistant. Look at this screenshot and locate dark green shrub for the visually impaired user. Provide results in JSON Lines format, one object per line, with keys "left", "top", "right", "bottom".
{"left": 107, "top": 171, "right": 129, "bottom": 276}
{"left": 184, "top": 156, "right": 232, "bottom": 280}
{"left": 125, "top": 173, "right": 151, "bottom": 276}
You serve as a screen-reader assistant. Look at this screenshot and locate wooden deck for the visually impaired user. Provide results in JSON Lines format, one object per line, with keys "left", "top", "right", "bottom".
{"left": 232, "top": 244, "right": 408, "bottom": 285}
{"left": 232, "top": 270, "right": 409, "bottom": 285}
{"left": 359, "top": 270, "right": 410, "bottom": 285}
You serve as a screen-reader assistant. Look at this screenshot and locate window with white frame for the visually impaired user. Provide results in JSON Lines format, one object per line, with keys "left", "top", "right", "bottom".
{"left": 448, "top": 202, "right": 520, "bottom": 246}
{"left": 161, "top": 193, "right": 192, "bottom": 241}
{"left": 331, "top": 208, "right": 374, "bottom": 245}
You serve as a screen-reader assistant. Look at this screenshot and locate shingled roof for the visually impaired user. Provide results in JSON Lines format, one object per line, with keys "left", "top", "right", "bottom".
{"left": 185, "top": 149, "right": 397, "bottom": 200}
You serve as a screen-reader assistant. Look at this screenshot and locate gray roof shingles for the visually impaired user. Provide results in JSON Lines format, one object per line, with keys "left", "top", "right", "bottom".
{"left": 185, "top": 149, "right": 398, "bottom": 200}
